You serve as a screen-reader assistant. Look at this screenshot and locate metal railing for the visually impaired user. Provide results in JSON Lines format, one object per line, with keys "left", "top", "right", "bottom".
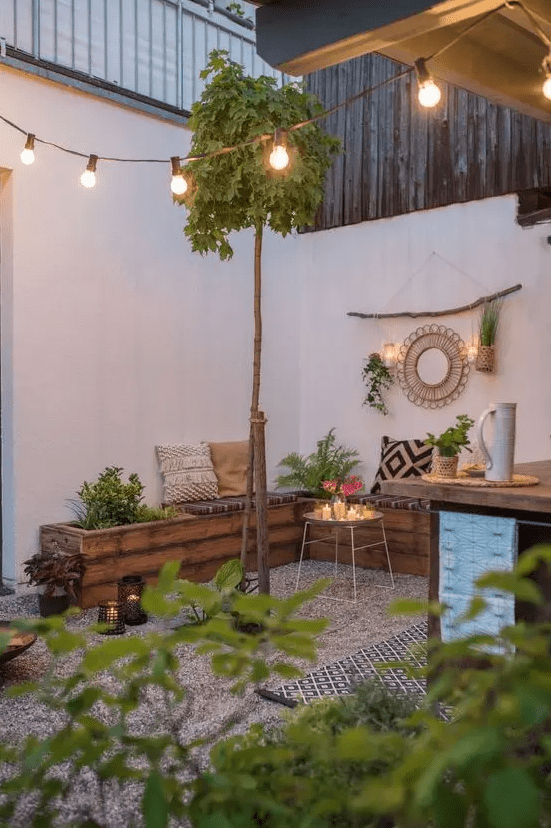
{"left": 0, "top": 0, "right": 285, "bottom": 113}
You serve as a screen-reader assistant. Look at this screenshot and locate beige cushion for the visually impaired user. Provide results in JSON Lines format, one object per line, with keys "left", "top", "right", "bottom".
{"left": 208, "top": 440, "right": 250, "bottom": 497}
{"left": 156, "top": 443, "right": 218, "bottom": 503}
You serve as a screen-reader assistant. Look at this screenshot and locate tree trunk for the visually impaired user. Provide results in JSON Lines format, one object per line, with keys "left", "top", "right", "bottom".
{"left": 240, "top": 224, "right": 270, "bottom": 593}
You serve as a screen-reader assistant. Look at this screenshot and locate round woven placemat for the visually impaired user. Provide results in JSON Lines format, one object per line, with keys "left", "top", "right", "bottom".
{"left": 421, "top": 473, "right": 540, "bottom": 487}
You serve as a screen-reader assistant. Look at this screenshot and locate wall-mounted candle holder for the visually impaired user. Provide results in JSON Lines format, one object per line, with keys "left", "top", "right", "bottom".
{"left": 97, "top": 600, "right": 125, "bottom": 635}
{"left": 117, "top": 575, "right": 148, "bottom": 626}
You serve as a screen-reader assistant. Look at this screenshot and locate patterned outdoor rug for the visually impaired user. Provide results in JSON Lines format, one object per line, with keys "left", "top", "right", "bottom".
{"left": 259, "top": 621, "right": 428, "bottom": 706}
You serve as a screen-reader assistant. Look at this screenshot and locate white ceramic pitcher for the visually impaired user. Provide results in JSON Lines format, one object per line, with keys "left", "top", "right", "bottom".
{"left": 476, "top": 402, "right": 517, "bottom": 482}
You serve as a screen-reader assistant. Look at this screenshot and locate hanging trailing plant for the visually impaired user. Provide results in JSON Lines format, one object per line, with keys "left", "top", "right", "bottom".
{"left": 362, "top": 352, "right": 394, "bottom": 415}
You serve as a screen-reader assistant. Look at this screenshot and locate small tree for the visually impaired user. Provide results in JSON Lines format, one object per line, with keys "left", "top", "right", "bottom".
{"left": 178, "top": 51, "right": 340, "bottom": 592}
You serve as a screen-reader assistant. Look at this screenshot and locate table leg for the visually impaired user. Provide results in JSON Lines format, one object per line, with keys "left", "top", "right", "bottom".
{"left": 350, "top": 525, "right": 357, "bottom": 602}
{"left": 381, "top": 520, "right": 395, "bottom": 589}
{"left": 295, "top": 520, "right": 310, "bottom": 593}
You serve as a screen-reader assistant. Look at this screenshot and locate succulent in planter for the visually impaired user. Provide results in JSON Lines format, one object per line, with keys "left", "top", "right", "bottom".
{"left": 24, "top": 543, "right": 86, "bottom": 616}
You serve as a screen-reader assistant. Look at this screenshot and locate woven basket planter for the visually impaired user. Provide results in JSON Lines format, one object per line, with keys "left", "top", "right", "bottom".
{"left": 432, "top": 454, "right": 459, "bottom": 479}
{"left": 476, "top": 345, "right": 495, "bottom": 373}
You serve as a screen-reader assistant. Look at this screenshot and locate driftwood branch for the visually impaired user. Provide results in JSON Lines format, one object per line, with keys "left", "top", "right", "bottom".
{"left": 347, "top": 283, "right": 522, "bottom": 320}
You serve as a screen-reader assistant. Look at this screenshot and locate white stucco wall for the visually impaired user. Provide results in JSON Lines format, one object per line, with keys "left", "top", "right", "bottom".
{"left": 295, "top": 196, "right": 551, "bottom": 487}
{"left": 2, "top": 62, "right": 550, "bottom": 584}
{"left": 0, "top": 65, "right": 301, "bottom": 582}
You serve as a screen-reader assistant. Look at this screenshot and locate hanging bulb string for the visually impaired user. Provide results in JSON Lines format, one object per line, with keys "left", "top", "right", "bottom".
{"left": 423, "top": 3, "right": 509, "bottom": 65}
{"left": 513, "top": 1, "right": 551, "bottom": 50}
{"left": 1, "top": 0, "right": 549, "bottom": 173}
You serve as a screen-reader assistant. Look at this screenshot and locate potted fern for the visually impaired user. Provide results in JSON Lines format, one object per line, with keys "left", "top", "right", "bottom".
{"left": 275, "top": 429, "right": 361, "bottom": 499}
{"left": 476, "top": 300, "right": 501, "bottom": 373}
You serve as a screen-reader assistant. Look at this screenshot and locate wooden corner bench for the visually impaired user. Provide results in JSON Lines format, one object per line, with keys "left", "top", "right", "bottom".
{"left": 39, "top": 492, "right": 431, "bottom": 608}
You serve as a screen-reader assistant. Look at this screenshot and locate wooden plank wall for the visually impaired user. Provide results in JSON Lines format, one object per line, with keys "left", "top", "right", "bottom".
{"left": 305, "top": 53, "right": 551, "bottom": 231}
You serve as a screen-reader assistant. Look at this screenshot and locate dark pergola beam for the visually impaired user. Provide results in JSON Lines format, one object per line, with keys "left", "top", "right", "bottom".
{"left": 255, "top": 0, "right": 505, "bottom": 75}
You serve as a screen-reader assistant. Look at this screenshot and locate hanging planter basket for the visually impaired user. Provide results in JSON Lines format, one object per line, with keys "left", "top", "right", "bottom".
{"left": 432, "top": 454, "right": 459, "bottom": 479}
{"left": 476, "top": 345, "right": 495, "bottom": 373}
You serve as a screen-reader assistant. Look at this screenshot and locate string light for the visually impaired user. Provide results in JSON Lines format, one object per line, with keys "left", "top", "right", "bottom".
{"left": 269, "top": 128, "right": 290, "bottom": 170}
{"left": 81, "top": 154, "right": 98, "bottom": 188}
{"left": 20, "top": 133, "right": 35, "bottom": 165}
{"left": 543, "top": 52, "right": 551, "bottom": 101}
{"left": 170, "top": 156, "right": 188, "bottom": 195}
{"left": 0, "top": 0, "right": 548, "bottom": 193}
{"left": 415, "top": 59, "right": 441, "bottom": 108}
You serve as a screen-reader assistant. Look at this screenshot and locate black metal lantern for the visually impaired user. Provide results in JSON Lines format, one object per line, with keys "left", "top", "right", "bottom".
{"left": 117, "top": 575, "right": 148, "bottom": 625}
{"left": 97, "top": 600, "right": 125, "bottom": 635}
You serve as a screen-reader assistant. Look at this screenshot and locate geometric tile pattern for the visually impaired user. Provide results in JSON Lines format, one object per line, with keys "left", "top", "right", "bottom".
{"left": 267, "top": 622, "right": 428, "bottom": 703}
{"left": 439, "top": 511, "right": 516, "bottom": 644}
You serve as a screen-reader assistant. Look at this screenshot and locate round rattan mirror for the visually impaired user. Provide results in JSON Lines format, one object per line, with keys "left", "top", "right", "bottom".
{"left": 396, "top": 325, "right": 469, "bottom": 408}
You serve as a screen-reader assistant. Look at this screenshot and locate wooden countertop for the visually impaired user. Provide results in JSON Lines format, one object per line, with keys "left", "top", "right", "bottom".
{"left": 381, "top": 460, "right": 551, "bottom": 514}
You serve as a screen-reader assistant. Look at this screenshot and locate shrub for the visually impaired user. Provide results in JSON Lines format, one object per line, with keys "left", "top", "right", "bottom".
{"left": 70, "top": 466, "right": 179, "bottom": 529}
{"left": 190, "top": 679, "right": 419, "bottom": 828}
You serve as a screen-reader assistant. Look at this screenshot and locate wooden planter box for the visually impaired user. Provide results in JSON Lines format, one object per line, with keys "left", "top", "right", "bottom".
{"left": 40, "top": 499, "right": 310, "bottom": 608}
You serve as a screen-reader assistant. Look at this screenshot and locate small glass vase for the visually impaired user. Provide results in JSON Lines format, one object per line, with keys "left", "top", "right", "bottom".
{"left": 331, "top": 492, "right": 347, "bottom": 520}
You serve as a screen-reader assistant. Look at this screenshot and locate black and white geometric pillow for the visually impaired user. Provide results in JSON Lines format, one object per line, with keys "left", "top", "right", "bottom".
{"left": 370, "top": 436, "right": 434, "bottom": 494}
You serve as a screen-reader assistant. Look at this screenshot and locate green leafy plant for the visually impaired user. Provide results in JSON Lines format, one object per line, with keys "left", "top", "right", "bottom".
{"left": 190, "top": 678, "right": 419, "bottom": 828}
{"left": 226, "top": 1, "right": 245, "bottom": 17}
{"left": 425, "top": 413, "right": 475, "bottom": 457}
{"left": 275, "top": 428, "right": 361, "bottom": 498}
{"left": 0, "top": 561, "right": 329, "bottom": 827}
{"left": 178, "top": 50, "right": 341, "bottom": 586}
{"left": 6, "top": 550, "right": 551, "bottom": 828}
{"left": 23, "top": 546, "right": 86, "bottom": 601}
{"left": 479, "top": 299, "right": 502, "bottom": 346}
{"left": 362, "top": 352, "right": 394, "bottom": 415}
{"left": 69, "top": 466, "right": 179, "bottom": 529}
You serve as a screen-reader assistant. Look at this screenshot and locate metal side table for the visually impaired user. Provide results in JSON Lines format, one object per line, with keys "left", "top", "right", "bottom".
{"left": 295, "top": 511, "right": 395, "bottom": 603}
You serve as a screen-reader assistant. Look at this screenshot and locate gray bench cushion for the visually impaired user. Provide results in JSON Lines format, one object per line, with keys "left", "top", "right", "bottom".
{"left": 176, "top": 491, "right": 298, "bottom": 516}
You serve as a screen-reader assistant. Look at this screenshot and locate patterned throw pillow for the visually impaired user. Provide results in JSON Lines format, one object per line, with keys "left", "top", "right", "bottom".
{"left": 156, "top": 443, "right": 219, "bottom": 503}
{"left": 371, "top": 436, "right": 434, "bottom": 494}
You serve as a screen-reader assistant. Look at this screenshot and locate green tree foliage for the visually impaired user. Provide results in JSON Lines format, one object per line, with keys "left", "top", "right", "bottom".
{"left": 178, "top": 50, "right": 341, "bottom": 258}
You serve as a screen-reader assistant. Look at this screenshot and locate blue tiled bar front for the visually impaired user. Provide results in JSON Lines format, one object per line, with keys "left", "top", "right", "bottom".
{"left": 381, "top": 460, "right": 551, "bottom": 639}
{"left": 439, "top": 511, "right": 516, "bottom": 642}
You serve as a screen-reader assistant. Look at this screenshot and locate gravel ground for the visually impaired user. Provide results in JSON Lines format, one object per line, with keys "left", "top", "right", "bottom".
{"left": 0, "top": 561, "right": 428, "bottom": 827}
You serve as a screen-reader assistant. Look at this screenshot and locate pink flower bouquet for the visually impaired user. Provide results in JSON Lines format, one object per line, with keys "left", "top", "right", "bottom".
{"left": 322, "top": 475, "right": 363, "bottom": 498}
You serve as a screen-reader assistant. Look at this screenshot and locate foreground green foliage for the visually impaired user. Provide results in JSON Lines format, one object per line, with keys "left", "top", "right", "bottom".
{"left": 275, "top": 428, "right": 361, "bottom": 498}
{"left": 190, "top": 679, "right": 419, "bottom": 828}
{"left": 4, "top": 548, "right": 551, "bottom": 828}
{"left": 70, "top": 466, "right": 179, "bottom": 529}
{"left": 0, "top": 561, "right": 328, "bottom": 827}
{"left": 190, "top": 545, "right": 551, "bottom": 828}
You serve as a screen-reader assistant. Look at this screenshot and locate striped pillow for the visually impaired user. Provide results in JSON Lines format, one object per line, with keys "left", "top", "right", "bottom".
{"left": 156, "top": 443, "right": 218, "bottom": 503}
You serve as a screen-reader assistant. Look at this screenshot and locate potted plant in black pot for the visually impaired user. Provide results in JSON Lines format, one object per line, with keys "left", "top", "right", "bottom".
{"left": 24, "top": 543, "right": 86, "bottom": 616}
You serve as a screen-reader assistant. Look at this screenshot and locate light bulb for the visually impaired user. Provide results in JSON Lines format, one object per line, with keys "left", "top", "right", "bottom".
{"left": 81, "top": 154, "right": 98, "bottom": 188}
{"left": 21, "top": 133, "right": 35, "bottom": 165}
{"left": 81, "top": 170, "right": 96, "bottom": 188}
{"left": 269, "top": 144, "right": 290, "bottom": 170}
{"left": 543, "top": 75, "right": 551, "bottom": 101}
{"left": 20, "top": 148, "right": 35, "bottom": 165}
{"left": 418, "top": 79, "right": 441, "bottom": 108}
{"left": 170, "top": 175, "right": 188, "bottom": 195}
